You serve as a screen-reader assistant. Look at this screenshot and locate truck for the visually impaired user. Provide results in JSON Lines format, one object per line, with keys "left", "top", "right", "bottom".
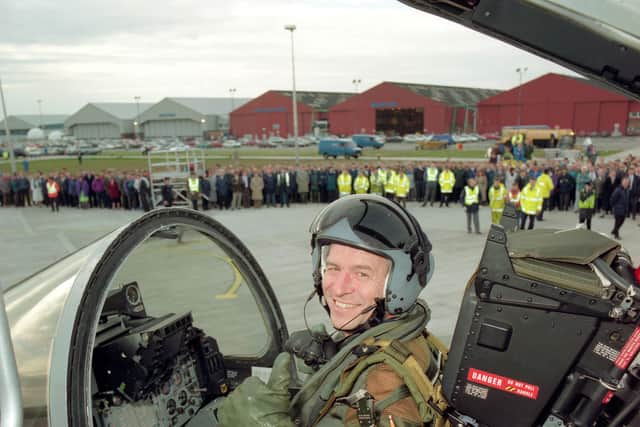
{"left": 318, "top": 138, "right": 362, "bottom": 159}
{"left": 501, "top": 125, "right": 575, "bottom": 149}
{"left": 351, "top": 134, "right": 384, "bottom": 149}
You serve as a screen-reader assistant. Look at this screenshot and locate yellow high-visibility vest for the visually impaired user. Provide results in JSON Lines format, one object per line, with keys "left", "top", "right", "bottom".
{"left": 337, "top": 173, "right": 352, "bottom": 195}
{"left": 395, "top": 174, "right": 410, "bottom": 197}
{"left": 377, "top": 169, "right": 387, "bottom": 185}
{"left": 521, "top": 184, "right": 542, "bottom": 215}
{"left": 439, "top": 170, "right": 455, "bottom": 193}
{"left": 385, "top": 171, "right": 397, "bottom": 194}
{"left": 489, "top": 184, "right": 506, "bottom": 212}
{"left": 188, "top": 177, "right": 200, "bottom": 192}
{"left": 426, "top": 168, "right": 439, "bottom": 182}
{"left": 464, "top": 186, "right": 479, "bottom": 206}
{"left": 537, "top": 173, "right": 554, "bottom": 198}
{"left": 46, "top": 181, "right": 59, "bottom": 198}
{"left": 354, "top": 175, "right": 369, "bottom": 194}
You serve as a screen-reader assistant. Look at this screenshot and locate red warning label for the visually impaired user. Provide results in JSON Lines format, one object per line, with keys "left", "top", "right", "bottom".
{"left": 467, "top": 368, "right": 539, "bottom": 400}
{"left": 614, "top": 326, "right": 640, "bottom": 370}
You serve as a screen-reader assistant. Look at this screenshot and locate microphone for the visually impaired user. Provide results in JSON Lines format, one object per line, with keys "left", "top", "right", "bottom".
{"left": 330, "top": 301, "right": 379, "bottom": 336}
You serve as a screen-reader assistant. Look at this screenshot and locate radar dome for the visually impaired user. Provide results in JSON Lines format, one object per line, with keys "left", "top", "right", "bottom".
{"left": 27, "top": 128, "right": 45, "bottom": 140}
{"left": 48, "top": 130, "right": 64, "bottom": 141}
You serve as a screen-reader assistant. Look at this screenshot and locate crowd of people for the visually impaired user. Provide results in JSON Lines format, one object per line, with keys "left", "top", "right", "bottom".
{"left": 0, "top": 170, "right": 153, "bottom": 212}
{"left": 1, "top": 153, "right": 638, "bottom": 237}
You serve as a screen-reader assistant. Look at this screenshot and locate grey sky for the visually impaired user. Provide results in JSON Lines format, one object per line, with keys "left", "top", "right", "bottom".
{"left": 0, "top": 0, "right": 577, "bottom": 115}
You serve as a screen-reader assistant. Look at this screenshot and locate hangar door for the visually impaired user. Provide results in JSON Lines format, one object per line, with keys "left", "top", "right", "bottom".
{"left": 72, "top": 123, "right": 120, "bottom": 139}
{"left": 573, "top": 102, "right": 600, "bottom": 134}
{"left": 144, "top": 119, "right": 201, "bottom": 138}
{"left": 375, "top": 108, "right": 424, "bottom": 135}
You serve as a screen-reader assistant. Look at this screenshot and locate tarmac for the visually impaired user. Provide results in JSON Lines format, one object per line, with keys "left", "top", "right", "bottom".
{"left": 3, "top": 196, "right": 639, "bottom": 346}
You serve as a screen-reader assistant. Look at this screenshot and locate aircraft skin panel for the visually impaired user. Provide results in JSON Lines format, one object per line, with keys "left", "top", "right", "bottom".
{"left": 4, "top": 238, "right": 115, "bottom": 426}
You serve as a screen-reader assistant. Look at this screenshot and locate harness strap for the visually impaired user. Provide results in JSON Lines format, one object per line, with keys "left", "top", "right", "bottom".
{"left": 375, "top": 384, "right": 411, "bottom": 413}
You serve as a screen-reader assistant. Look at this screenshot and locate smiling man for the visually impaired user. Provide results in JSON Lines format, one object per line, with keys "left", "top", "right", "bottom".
{"left": 219, "top": 194, "right": 448, "bottom": 427}
{"left": 322, "top": 243, "right": 391, "bottom": 332}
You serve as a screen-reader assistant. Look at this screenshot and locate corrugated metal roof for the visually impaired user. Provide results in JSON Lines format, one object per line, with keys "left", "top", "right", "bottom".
{"left": 169, "top": 97, "right": 251, "bottom": 115}
{"left": 560, "top": 74, "right": 630, "bottom": 97}
{"left": 388, "top": 82, "right": 502, "bottom": 106}
{"left": 1, "top": 115, "right": 68, "bottom": 127}
{"left": 93, "top": 102, "right": 154, "bottom": 120}
{"left": 277, "top": 91, "right": 355, "bottom": 111}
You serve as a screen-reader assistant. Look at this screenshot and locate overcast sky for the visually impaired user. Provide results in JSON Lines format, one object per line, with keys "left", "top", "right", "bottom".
{"left": 0, "top": 0, "right": 578, "bottom": 115}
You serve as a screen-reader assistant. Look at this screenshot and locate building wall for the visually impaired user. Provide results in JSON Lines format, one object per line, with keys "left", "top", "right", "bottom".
{"left": 230, "top": 91, "right": 314, "bottom": 138}
{"left": 477, "top": 73, "right": 635, "bottom": 135}
{"left": 328, "top": 83, "right": 452, "bottom": 136}
{"left": 71, "top": 123, "right": 120, "bottom": 139}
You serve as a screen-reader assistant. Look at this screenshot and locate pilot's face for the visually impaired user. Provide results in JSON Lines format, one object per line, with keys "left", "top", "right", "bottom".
{"left": 322, "top": 244, "right": 390, "bottom": 332}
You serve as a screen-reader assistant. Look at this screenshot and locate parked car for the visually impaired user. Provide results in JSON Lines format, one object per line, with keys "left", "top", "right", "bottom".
{"left": 284, "top": 137, "right": 313, "bottom": 147}
{"left": 352, "top": 134, "right": 384, "bottom": 149}
{"left": 403, "top": 134, "right": 431, "bottom": 143}
{"left": 222, "top": 140, "right": 242, "bottom": 148}
{"left": 25, "top": 145, "right": 44, "bottom": 157}
{"left": 267, "top": 136, "right": 285, "bottom": 145}
{"left": 384, "top": 135, "right": 403, "bottom": 143}
{"left": 243, "top": 139, "right": 258, "bottom": 146}
{"left": 430, "top": 134, "right": 455, "bottom": 145}
{"left": 257, "top": 140, "right": 277, "bottom": 148}
{"left": 318, "top": 138, "right": 362, "bottom": 159}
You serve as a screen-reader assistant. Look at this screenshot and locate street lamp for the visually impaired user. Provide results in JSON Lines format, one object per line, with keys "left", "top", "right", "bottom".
{"left": 0, "top": 76, "right": 17, "bottom": 173}
{"left": 352, "top": 78, "right": 361, "bottom": 133}
{"left": 352, "top": 78, "right": 361, "bottom": 93}
{"left": 229, "top": 88, "right": 236, "bottom": 110}
{"left": 284, "top": 24, "right": 299, "bottom": 164}
{"left": 134, "top": 96, "right": 141, "bottom": 145}
{"left": 516, "top": 67, "right": 527, "bottom": 126}
{"left": 37, "top": 99, "right": 43, "bottom": 130}
{"left": 229, "top": 88, "right": 236, "bottom": 137}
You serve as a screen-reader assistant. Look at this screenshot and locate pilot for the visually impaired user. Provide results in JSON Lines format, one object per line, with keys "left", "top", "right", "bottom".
{"left": 218, "top": 194, "right": 448, "bottom": 427}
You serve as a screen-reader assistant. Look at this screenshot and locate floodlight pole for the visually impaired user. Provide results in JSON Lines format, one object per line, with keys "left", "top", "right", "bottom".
{"left": 352, "top": 78, "right": 361, "bottom": 134}
{"left": 229, "top": 88, "right": 236, "bottom": 137}
{"left": 36, "top": 99, "right": 43, "bottom": 131}
{"left": 516, "top": 67, "right": 527, "bottom": 126}
{"left": 134, "top": 96, "right": 141, "bottom": 149}
{"left": 0, "top": 77, "right": 17, "bottom": 173}
{"left": 285, "top": 24, "right": 299, "bottom": 165}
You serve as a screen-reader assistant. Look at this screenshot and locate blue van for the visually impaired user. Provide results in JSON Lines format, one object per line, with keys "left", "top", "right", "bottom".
{"left": 318, "top": 138, "right": 362, "bottom": 159}
{"left": 351, "top": 134, "right": 384, "bottom": 149}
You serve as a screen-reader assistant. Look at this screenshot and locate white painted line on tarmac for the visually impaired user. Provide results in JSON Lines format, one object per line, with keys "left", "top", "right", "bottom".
{"left": 56, "top": 232, "right": 76, "bottom": 252}
{"left": 16, "top": 211, "right": 36, "bottom": 236}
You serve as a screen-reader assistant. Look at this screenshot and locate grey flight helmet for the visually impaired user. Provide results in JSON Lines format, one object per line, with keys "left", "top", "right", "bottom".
{"left": 310, "top": 194, "right": 434, "bottom": 316}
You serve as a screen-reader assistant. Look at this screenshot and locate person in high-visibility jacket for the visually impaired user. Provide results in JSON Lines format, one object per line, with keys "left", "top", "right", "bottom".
{"left": 488, "top": 178, "right": 507, "bottom": 224}
{"left": 536, "top": 168, "right": 554, "bottom": 221}
{"left": 520, "top": 176, "right": 543, "bottom": 230}
{"left": 46, "top": 176, "right": 60, "bottom": 212}
{"left": 337, "top": 168, "right": 353, "bottom": 197}
{"left": 422, "top": 162, "right": 439, "bottom": 207}
{"left": 394, "top": 169, "right": 411, "bottom": 208}
{"left": 461, "top": 177, "right": 481, "bottom": 234}
{"left": 188, "top": 171, "right": 200, "bottom": 210}
{"left": 353, "top": 170, "right": 370, "bottom": 194}
{"left": 371, "top": 165, "right": 386, "bottom": 195}
{"left": 385, "top": 167, "right": 397, "bottom": 201}
{"left": 578, "top": 181, "right": 596, "bottom": 230}
{"left": 438, "top": 166, "right": 455, "bottom": 207}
